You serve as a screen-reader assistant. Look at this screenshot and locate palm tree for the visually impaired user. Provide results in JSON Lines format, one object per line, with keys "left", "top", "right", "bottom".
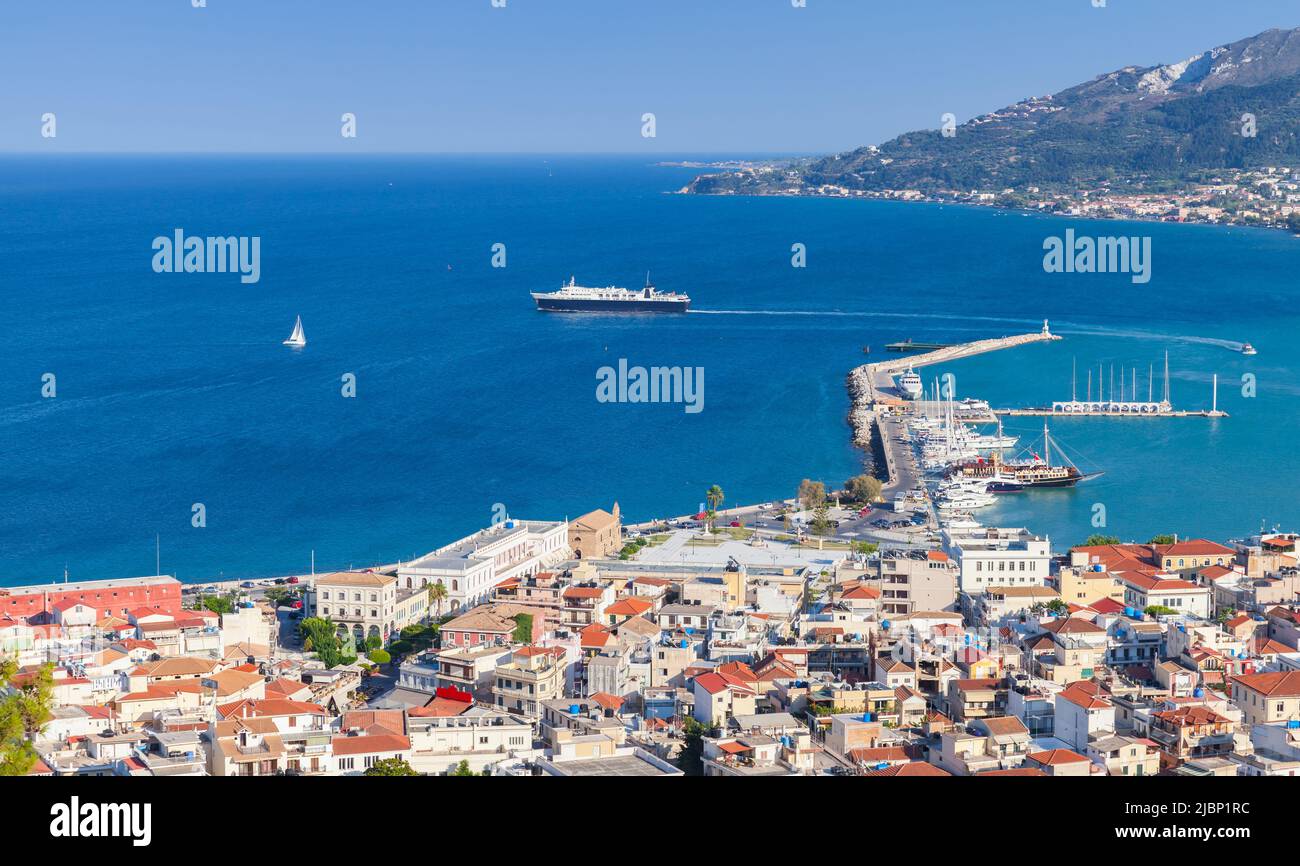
{"left": 427, "top": 580, "right": 448, "bottom": 622}
{"left": 706, "top": 484, "right": 725, "bottom": 529}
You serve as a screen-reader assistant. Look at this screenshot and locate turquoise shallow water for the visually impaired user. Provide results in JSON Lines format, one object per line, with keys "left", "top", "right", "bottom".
{"left": 0, "top": 154, "right": 1294, "bottom": 583}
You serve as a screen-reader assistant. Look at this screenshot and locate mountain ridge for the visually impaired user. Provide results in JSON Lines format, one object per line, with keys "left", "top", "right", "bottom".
{"left": 686, "top": 26, "right": 1300, "bottom": 198}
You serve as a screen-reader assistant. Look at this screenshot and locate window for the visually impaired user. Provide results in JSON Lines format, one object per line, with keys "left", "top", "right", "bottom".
{"left": 339, "top": 757, "right": 354, "bottom": 770}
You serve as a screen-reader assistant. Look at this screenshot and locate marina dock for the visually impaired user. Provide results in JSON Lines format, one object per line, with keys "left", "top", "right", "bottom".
{"left": 992, "top": 407, "right": 1227, "bottom": 418}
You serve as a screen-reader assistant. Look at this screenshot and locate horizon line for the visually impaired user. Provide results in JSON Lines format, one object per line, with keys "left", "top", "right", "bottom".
{"left": 0, "top": 149, "right": 819, "bottom": 157}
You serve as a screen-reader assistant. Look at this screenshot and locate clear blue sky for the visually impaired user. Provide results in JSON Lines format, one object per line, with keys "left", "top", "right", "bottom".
{"left": 1, "top": 0, "right": 1296, "bottom": 153}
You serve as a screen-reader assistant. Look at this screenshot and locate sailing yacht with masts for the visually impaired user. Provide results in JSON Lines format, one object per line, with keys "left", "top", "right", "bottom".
{"left": 283, "top": 315, "right": 306, "bottom": 348}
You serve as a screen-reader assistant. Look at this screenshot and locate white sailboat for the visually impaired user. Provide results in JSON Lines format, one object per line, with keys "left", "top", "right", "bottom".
{"left": 283, "top": 315, "right": 306, "bottom": 348}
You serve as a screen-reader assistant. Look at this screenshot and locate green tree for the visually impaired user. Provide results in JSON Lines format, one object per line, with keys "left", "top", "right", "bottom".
{"left": 705, "top": 485, "right": 725, "bottom": 529}
{"left": 368, "top": 649, "right": 391, "bottom": 665}
{"left": 1083, "top": 534, "right": 1120, "bottom": 547}
{"left": 798, "top": 479, "right": 827, "bottom": 511}
{"left": 1148, "top": 534, "right": 1177, "bottom": 545}
{"left": 426, "top": 581, "right": 448, "bottom": 621}
{"left": 299, "top": 617, "right": 356, "bottom": 669}
{"left": 678, "top": 718, "right": 712, "bottom": 776}
{"left": 1145, "top": 605, "right": 1178, "bottom": 617}
{"left": 0, "top": 657, "right": 53, "bottom": 776}
{"left": 810, "top": 503, "right": 831, "bottom": 536}
{"left": 449, "top": 759, "right": 476, "bottom": 776}
{"left": 364, "top": 757, "right": 418, "bottom": 776}
{"left": 852, "top": 541, "right": 878, "bottom": 557}
{"left": 199, "top": 593, "right": 236, "bottom": 614}
{"left": 846, "top": 474, "right": 882, "bottom": 504}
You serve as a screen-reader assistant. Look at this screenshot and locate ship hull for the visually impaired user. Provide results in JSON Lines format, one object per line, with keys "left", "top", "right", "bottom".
{"left": 534, "top": 296, "right": 689, "bottom": 313}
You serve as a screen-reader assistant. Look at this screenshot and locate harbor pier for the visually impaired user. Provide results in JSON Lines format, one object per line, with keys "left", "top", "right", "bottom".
{"left": 847, "top": 321, "right": 1061, "bottom": 497}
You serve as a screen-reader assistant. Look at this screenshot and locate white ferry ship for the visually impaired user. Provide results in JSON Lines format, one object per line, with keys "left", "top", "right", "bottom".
{"left": 532, "top": 273, "right": 690, "bottom": 313}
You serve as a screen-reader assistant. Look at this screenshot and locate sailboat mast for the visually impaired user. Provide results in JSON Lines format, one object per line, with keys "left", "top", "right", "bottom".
{"left": 1163, "top": 351, "right": 1170, "bottom": 405}
{"left": 1043, "top": 421, "right": 1051, "bottom": 468}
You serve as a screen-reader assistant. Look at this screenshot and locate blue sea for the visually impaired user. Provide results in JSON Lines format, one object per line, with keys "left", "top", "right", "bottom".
{"left": 0, "top": 154, "right": 1296, "bottom": 585}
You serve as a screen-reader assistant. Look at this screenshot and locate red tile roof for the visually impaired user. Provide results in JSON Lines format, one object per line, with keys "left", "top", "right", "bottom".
{"left": 1027, "top": 748, "right": 1089, "bottom": 766}
{"left": 1232, "top": 670, "right": 1300, "bottom": 697}
{"left": 331, "top": 733, "right": 411, "bottom": 756}
{"left": 1057, "top": 681, "right": 1112, "bottom": 711}
{"left": 694, "top": 671, "right": 756, "bottom": 696}
{"left": 1152, "top": 705, "right": 1230, "bottom": 727}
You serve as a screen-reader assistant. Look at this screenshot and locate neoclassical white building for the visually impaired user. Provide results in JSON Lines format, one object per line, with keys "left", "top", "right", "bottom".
{"left": 398, "top": 519, "right": 570, "bottom": 612}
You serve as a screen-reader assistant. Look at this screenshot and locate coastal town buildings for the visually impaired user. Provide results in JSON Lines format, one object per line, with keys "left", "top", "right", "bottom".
{"left": 397, "top": 519, "right": 570, "bottom": 613}
{"left": 568, "top": 505, "right": 622, "bottom": 560}
{"left": 7, "top": 510, "right": 1300, "bottom": 779}
{"left": 309, "top": 571, "right": 422, "bottom": 646}
{"left": 942, "top": 527, "right": 1052, "bottom": 594}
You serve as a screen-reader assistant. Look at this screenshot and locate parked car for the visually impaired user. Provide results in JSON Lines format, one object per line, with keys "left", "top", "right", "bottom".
{"left": 273, "top": 578, "right": 286, "bottom": 585}
{"left": 287, "top": 576, "right": 300, "bottom": 584}
{"left": 729, "top": 520, "right": 741, "bottom": 527}
{"left": 240, "top": 581, "right": 256, "bottom": 589}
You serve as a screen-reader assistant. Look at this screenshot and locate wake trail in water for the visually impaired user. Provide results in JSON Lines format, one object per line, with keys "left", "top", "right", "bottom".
{"left": 690, "top": 309, "right": 1040, "bottom": 326}
{"left": 689, "top": 309, "right": 1246, "bottom": 351}
{"left": 1053, "top": 323, "right": 1243, "bottom": 351}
